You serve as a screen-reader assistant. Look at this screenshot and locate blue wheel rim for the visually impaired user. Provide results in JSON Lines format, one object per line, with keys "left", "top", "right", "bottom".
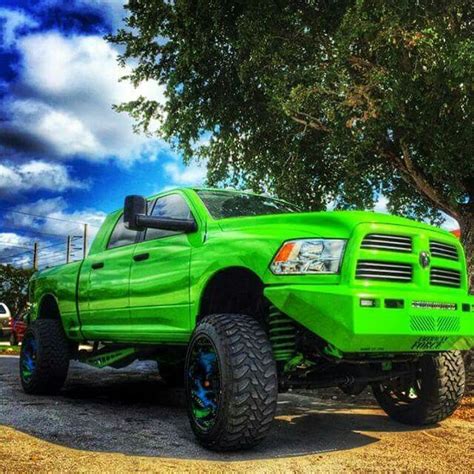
{"left": 21, "top": 335, "right": 37, "bottom": 382}
{"left": 188, "top": 336, "right": 220, "bottom": 431}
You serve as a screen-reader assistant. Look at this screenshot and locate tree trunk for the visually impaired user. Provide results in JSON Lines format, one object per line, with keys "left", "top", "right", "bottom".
{"left": 459, "top": 212, "right": 474, "bottom": 294}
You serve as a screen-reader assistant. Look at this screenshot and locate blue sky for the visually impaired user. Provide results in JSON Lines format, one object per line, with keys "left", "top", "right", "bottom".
{"left": 0, "top": 1, "right": 458, "bottom": 268}
{"left": 0, "top": 0, "right": 206, "bottom": 267}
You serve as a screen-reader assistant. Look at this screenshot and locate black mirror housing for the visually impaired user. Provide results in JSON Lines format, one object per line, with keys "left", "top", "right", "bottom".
{"left": 124, "top": 195, "right": 147, "bottom": 231}
{"left": 124, "top": 194, "right": 197, "bottom": 234}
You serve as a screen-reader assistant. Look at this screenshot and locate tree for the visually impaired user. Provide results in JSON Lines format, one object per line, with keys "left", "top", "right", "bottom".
{"left": 109, "top": 0, "right": 474, "bottom": 289}
{"left": 0, "top": 265, "right": 34, "bottom": 316}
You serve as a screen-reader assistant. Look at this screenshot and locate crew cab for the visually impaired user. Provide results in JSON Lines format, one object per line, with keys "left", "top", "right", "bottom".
{"left": 21, "top": 188, "right": 474, "bottom": 451}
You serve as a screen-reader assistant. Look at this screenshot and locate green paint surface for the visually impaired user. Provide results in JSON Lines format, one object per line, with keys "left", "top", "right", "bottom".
{"left": 29, "top": 188, "right": 474, "bottom": 355}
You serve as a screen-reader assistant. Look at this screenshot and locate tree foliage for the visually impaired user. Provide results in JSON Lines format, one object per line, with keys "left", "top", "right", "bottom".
{"left": 109, "top": 0, "right": 474, "bottom": 286}
{"left": 0, "top": 265, "right": 33, "bottom": 316}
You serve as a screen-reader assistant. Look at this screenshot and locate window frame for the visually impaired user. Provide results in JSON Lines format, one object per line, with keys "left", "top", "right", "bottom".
{"left": 106, "top": 212, "right": 141, "bottom": 250}
{"left": 141, "top": 192, "right": 197, "bottom": 243}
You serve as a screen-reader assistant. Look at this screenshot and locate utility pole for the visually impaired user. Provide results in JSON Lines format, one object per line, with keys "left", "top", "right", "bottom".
{"left": 83, "top": 223, "right": 88, "bottom": 259}
{"left": 66, "top": 236, "right": 71, "bottom": 264}
{"left": 33, "top": 242, "right": 38, "bottom": 271}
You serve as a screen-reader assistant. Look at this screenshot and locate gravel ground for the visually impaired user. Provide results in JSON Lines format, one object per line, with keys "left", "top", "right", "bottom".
{"left": 0, "top": 356, "right": 472, "bottom": 472}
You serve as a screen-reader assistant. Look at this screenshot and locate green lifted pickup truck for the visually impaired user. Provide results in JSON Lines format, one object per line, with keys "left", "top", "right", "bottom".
{"left": 22, "top": 188, "right": 473, "bottom": 450}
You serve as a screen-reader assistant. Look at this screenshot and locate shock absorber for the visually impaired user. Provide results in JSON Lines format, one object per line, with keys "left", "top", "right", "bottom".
{"left": 268, "top": 305, "right": 296, "bottom": 362}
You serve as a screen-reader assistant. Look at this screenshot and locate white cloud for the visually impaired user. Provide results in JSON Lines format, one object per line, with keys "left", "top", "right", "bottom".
{"left": 2, "top": 31, "right": 167, "bottom": 164}
{"left": 0, "top": 232, "right": 33, "bottom": 267}
{"left": 0, "top": 8, "right": 38, "bottom": 48}
{"left": 0, "top": 232, "right": 31, "bottom": 248}
{"left": 7, "top": 197, "right": 106, "bottom": 239}
{"left": 1, "top": 197, "right": 107, "bottom": 268}
{"left": 36, "top": 107, "right": 102, "bottom": 156}
{"left": 163, "top": 160, "right": 208, "bottom": 186}
{"left": 0, "top": 229, "right": 81, "bottom": 269}
{"left": 0, "top": 160, "right": 86, "bottom": 195}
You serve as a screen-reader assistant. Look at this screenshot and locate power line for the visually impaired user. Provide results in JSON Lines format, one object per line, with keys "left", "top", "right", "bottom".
{"left": 0, "top": 243, "right": 34, "bottom": 250}
{"left": 0, "top": 225, "right": 82, "bottom": 239}
{"left": 0, "top": 207, "right": 100, "bottom": 227}
{"left": 40, "top": 258, "right": 65, "bottom": 265}
{"left": 0, "top": 240, "right": 68, "bottom": 261}
{"left": 40, "top": 252, "right": 65, "bottom": 258}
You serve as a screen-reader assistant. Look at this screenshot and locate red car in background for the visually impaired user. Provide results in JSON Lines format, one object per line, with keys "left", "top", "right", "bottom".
{"left": 9, "top": 311, "right": 28, "bottom": 346}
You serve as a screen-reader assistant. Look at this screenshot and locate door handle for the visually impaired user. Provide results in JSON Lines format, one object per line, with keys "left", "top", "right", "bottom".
{"left": 133, "top": 252, "right": 150, "bottom": 262}
{"left": 91, "top": 262, "right": 104, "bottom": 270}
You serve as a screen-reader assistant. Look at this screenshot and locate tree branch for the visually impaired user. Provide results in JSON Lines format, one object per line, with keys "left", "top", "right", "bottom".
{"left": 383, "top": 142, "right": 461, "bottom": 221}
{"left": 290, "top": 112, "right": 330, "bottom": 132}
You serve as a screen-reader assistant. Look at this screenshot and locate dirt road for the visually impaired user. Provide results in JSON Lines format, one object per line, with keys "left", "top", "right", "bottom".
{"left": 1, "top": 356, "right": 472, "bottom": 472}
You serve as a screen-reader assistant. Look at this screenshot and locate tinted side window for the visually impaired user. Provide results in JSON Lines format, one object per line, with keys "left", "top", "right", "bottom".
{"left": 107, "top": 215, "right": 138, "bottom": 249}
{"left": 145, "top": 194, "right": 193, "bottom": 241}
{"left": 0, "top": 305, "right": 6, "bottom": 314}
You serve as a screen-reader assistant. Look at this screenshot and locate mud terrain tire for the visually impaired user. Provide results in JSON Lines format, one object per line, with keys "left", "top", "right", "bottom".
{"left": 20, "top": 319, "right": 70, "bottom": 395}
{"left": 373, "top": 351, "right": 465, "bottom": 425}
{"left": 185, "top": 313, "right": 278, "bottom": 451}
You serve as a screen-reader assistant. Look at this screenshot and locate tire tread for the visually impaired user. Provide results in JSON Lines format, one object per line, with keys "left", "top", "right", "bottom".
{"left": 187, "top": 313, "right": 278, "bottom": 451}
{"left": 373, "top": 351, "right": 465, "bottom": 425}
{"left": 20, "top": 319, "right": 70, "bottom": 395}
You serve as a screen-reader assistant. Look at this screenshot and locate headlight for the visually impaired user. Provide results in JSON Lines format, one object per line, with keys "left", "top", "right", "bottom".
{"left": 270, "top": 239, "right": 346, "bottom": 275}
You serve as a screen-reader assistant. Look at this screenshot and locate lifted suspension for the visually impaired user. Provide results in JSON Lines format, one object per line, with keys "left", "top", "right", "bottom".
{"left": 268, "top": 305, "right": 296, "bottom": 362}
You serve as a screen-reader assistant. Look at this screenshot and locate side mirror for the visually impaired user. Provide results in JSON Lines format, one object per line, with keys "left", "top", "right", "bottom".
{"left": 124, "top": 195, "right": 147, "bottom": 231}
{"left": 123, "top": 195, "right": 198, "bottom": 233}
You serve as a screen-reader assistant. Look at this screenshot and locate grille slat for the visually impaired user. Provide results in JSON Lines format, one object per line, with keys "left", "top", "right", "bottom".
{"left": 361, "top": 234, "right": 412, "bottom": 253}
{"left": 358, "top": 274, "right": 412, "bottom": 281}
{"left": 357, "top": 269, "right": 412, "bottom": 276}
{"left": 431, "top": 277, "right": 460, "bottom": 283}
{"left": 430, "top": 267, "right": 461, "bottom": 288}
{"left": 359, "top": 260, "right": 407, "bottom": 270}
{"left": 356, "top": 260, "right": 412, "bottom": 283}
{"left": 430, "top": 240, "right": 458, "bottom": 261}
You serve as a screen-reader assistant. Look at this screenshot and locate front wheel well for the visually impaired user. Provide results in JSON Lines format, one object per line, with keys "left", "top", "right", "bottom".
{"left": 37, "top": 294, "right": 61, "bottom": 321}
{"left": 198, "top": 267, "right": 266, "bottom": 324}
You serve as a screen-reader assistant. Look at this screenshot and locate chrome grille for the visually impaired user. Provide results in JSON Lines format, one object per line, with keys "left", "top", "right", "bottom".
{"left": 361, "top": 234, "right": 412, "bottom": 253}
{"left": 430, "top": 267, "right": 461, "bottom": 288}
{"left": 430, "top": 240, "right": 458, "bottom": 261}
{"left": 356, "top": 261, "right": 412, "bottom": 282}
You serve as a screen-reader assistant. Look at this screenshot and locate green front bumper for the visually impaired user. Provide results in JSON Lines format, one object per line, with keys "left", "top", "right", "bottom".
{"left": 264, "top": 285, "right": 474, "bottom": 354}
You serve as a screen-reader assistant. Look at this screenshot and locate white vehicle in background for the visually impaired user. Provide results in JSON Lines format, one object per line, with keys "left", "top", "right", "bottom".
{"left": 0, "top": 303, "right": 12, "bottom": 338}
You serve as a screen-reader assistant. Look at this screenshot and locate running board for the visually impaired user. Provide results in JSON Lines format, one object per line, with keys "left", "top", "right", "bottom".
{"left": 79, "top": 347, "right": 137, "bottom": 369}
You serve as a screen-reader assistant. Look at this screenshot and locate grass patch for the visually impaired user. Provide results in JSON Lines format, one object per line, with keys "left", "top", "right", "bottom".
{"left": 0, "top": 345, "right": 20, "bottom": 355}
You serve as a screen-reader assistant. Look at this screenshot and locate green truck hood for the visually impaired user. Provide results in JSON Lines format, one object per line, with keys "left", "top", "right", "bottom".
{"left": 216, "top": 210, "right": 450, "bottom": 239}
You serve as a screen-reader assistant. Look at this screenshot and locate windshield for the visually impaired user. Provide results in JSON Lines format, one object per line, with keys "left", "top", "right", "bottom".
{"left": 196, "top": 190, "right": 300, "bottom": 219}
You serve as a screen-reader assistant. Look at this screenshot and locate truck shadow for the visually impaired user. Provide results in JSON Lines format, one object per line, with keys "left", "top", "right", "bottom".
{"left": 3, "top": 360, "right": 427, "bottom": 461}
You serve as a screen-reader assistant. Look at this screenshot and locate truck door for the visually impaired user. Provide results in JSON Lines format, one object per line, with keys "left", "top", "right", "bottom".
{"left": 80, "top": 213, "right": 139, "bottom": 339}
{"left": 128, "top": 193, "right": 194, "bottom": 342}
